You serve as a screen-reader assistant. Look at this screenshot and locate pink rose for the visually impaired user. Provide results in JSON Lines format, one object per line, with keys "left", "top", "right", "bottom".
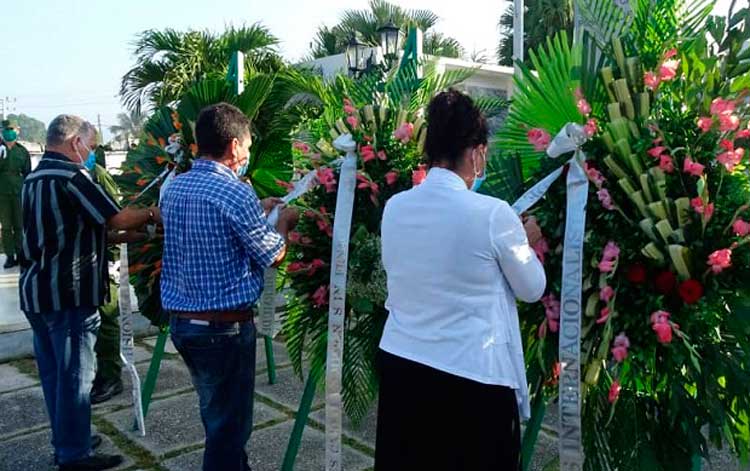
{"left": 697, "top": 117, "right": 713, "bottom": 133}
{"left": 644, "top": 71, "right": 660, "bottom": 90}
{"left": 600, "top": 285, "right": 615, "bottom": 303}
{"left": 650, "top": 310, "right": 670, "bottom": 324}
{"left": 393, "top": 122, "right": 415, "bottom": 144}
{"left": 611, "top": 345, "right": 628, "bottom": 363}
{"left": 648, "top": 146, "right": 668, "bottom": 158}
{"left": 541, "top": 294, "right": 560, "bottom": 334}
{"left": 598, "top": 260, "right": 615, "bottom": 272}
{"left": 609, "top": 380, "right": 621, "bottom": 403}
{"left": 652, "top": 322, "right": 673, "bottom": 343}
{"left": 659, "top": 59, "right": 680, "bottom": 81}
{"left": 385, "top": 171, "right": 399, "bottom": 186}
{"left": 316, "top": 168, "right": 337, "bottom": 193}
{"left": 597, "top": 188, "right": 615, "bottom": 210}
{"left": 663, "top": 48, "right": 678, "bottom": 59}
{"left": 690, "top": 197, "right": 713, "bottom": 220}
{"left": 346, "top": 115, "right": 359, "bottom": 129}
{"left": 584, "top": 161, "right": 606, "bottom": 188}
{"left": 377, "top": 150, "right": 387, "bottom": 161}
{"left": 548, "top": 319, "right": 559, "bottom": 332}
{"left": 577, "top": 98, "right": 592, "bottom": 116}
{"left": 737, "top": 129, "right": 750, "bottom": 139}
{"left": 717, "top": 147, "right": 745, "bottom": 172}
{"left": 412, "top": 164, "right": 427, "bottom": 186}
{"left": 343, "top": 98, "right": 353, "bottom": 107}
{"left": 584, "top": 118, "right": 598, "bottom": 137}
{"left": 733, "top": 219, "right": 750, "bottom": 236}
{"left": 682, "top": 157, "right": 704, "bottom": 177}
{"left": 596, "top": 307, "right": 611, "bottom": 324}
{"left": 312, "top": 285, "right": 329, "bottom": 307}
{"left": 710, "top": 98, "right": 735, "bottom": 117}
{"left": 360, "top": 145, "right": 376, "bottom": 163}
{"left": 288, "top": 232, "right": 301, "bottom": 244}
{"left": 659, "top": 155, "right": 675, "bottom": 173}
{"left": 719, "top": 114, "right": 740, "bottom": 132}
{"left": 574, "top": 87, "right": 585, "bottom": 100}
{"left": 308, "top": 259, "right": 325, "bottom": 276}
{"left": 343, "top": 104, "right": 356, "bottom": 114}
{"left": 293, "top": 141, "right": 311, "bottom": 154}
{"left": 287, "top": 261, "right": 307, "bottom": 274}
{"left": 707, "top": 248, "right": 732, "bottom": 274}
{"left": 602, "top": 241, "right": 621, "bottom": 261}
{"left": 527, "top": 128, "right": 551, "bottom": 152}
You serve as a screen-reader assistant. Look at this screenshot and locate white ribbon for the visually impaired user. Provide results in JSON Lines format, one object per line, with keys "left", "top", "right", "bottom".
{"left": 259, "top": 169, "right": 323, "bottom": 337}
{"left": 325, "top": 135, "right": 357, "bottom": 471}
{"left": 512, "top": 123, "right": 589, "bottom": 470}
{"left": 118, "top": 243, "right": 146, "bottom": 436}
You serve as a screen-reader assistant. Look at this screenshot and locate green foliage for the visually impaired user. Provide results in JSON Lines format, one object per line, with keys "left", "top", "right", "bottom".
{"left": 497, "top": 0, "right": 574, "bottom": 66}
{"left": 308, "top": 0, "right": 464, "bottom": 59}
{"left": 108, "top": 111, "right": 144, "bottom": 147}
{"left": 120, "top": 24, "right": 281, "bottom": 113}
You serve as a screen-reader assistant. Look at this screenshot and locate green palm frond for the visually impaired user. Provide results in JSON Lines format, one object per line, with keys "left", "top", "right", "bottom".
{"left": 423, "top": 32, "right": 464, "bottom": 58}
{"left": 480, "top": 150, "right": 525, "bottom": 202}
{"left": 497, "top": 32, "right": 581, "bottom": 175}
{"left": 575, "top": 0, "right": 632, "bottom": 48}
{"left": 473, "top": 95, "right": 510, "bottom": 117}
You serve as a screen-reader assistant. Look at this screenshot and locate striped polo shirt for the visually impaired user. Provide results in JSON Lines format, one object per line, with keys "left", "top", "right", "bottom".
{"left": 19, "top": 151, "right": 121, "bottom": 314}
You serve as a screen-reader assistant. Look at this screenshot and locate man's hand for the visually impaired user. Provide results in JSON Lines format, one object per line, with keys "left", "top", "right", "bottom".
{"left": 108, "top": 230, "right": 149, "bottom": 244}
{"left": 149, "top": 206, "right": 162, "bottom": 225}
{"left": 277, "top": 207, "right": 299, "bottom": 232}
{"left": 261, "top": 197, "right": 284, "bottom": 216}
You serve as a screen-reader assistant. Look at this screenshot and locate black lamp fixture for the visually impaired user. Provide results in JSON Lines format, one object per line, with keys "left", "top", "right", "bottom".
{"left": 345, "top": 33, "right": 370, "bottom": 77}
{"left": 377, "top": 19, "right": 401, "bottom": 62}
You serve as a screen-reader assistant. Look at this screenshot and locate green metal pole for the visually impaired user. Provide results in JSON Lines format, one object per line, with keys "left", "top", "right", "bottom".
{"left": 139, "top": 327, "right": 169, "bottom": 421}
{"left": 281, "top": 365, "right": 322, "bottom": 471}
{"left": 264, "top": 335, "right": 277, "bottom": 384}
{"left": 521, "top": 395, "right": 547, "bottom": 471}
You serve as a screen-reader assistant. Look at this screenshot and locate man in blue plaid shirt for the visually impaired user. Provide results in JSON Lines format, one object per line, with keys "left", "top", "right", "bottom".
{"left": 160, "top": 103, "right": 298, "bottom": 471}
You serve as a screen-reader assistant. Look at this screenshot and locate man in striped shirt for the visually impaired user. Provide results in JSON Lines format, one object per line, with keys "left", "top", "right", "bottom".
{"left": 20, "top": 115, "right": 160, "bottom": 471}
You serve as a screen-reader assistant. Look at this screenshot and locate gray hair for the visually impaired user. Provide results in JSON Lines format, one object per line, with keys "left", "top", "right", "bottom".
{"left": 46, "top": 115, "right": 96, "bottom": 146}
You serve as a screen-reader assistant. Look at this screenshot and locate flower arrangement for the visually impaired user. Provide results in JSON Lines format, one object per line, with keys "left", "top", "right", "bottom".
{"left": 489, "top": 15, "right": 750, "bottom": 468}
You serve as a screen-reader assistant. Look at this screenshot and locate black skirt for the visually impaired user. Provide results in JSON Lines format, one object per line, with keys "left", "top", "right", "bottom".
{"left": 375, "top": 349, "right": 521, "bottom": 471}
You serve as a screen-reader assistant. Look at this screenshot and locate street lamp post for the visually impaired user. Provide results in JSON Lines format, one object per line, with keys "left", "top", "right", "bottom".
{"left": 345, "top": 34, "right": 371, "bottom": 78}
{"left": 377, "top": 20, "right": 401, "bottom": 68}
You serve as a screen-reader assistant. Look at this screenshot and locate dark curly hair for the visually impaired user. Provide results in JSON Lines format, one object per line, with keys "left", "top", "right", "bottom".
{"left": 424, "top": 89, "right": 488, "bottom": 169}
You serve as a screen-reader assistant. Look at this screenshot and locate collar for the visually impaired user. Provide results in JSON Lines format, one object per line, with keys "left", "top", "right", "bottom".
{"left": 423, "top": 167, "right": 468, "bottom": 190}
{"left": 192, "top": 158, "right": 238, "bottom": 181}
{"left": 43, "top": 150, "right": 77, "bottom": 163}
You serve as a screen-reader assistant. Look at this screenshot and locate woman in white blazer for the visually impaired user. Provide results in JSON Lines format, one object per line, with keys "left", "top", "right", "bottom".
{"left": 376, "top": 89, "right": 547, "bottom": 471}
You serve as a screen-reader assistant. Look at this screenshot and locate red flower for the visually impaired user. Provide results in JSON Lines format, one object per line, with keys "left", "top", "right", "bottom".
{"left": 609, "top": 380, "right": 621, "bottom": 403}
{"left": 626, "top": 264, "right": 647, "bottom": 284}
{"left": 678, "top": 279, "right": 704, "bottom": 304}
{"left": 654, "top": 271, "right": 677, "bottom": 294}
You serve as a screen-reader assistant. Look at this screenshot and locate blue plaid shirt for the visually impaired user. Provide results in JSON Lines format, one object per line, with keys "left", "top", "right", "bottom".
{"left": 160, "top": 159, "right": 284, "bottom": 311}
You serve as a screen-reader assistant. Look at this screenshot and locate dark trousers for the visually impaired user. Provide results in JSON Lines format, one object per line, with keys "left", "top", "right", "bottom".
{"left": 0, "top": 193, "right": 22, "bottom": 257}
{"left": 25, "top": 308, "right": 100, "bottom": 464}
{"left": 170, "top": 316, "right": 256, "bottom": 471}
{"left": 375, "top": 349, "right": 521, "bottom": 471}
{"left": 94, "top": 280, "right": 122, "bottom": 382}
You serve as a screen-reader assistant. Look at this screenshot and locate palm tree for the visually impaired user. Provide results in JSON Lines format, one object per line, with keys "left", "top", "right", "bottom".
{"left": 109, "top": 111, "right": 144, "bottom": 147}
{"left": 497, "top": 0, "right": 574, "bottom": 66}
{"left": 120, "top": 24, "right": 282, "bottom": 113}
{"left": 309, "top": 0, "right": 464, "bottom": 59}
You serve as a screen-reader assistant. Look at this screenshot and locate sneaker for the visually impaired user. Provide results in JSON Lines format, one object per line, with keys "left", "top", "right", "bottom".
{"left": 3, "top": 255, "right": 16, "bottom": 269}
{"left": 58, "top": 454, "right": 124, "bottom": 470}
{"left": 90, "top": 378, "right": 124, "bottom": 405}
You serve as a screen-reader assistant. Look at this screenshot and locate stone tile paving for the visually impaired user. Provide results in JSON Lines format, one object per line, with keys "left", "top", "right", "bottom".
{"left": 5, "top": 336, "right": 745, "bottom": 471}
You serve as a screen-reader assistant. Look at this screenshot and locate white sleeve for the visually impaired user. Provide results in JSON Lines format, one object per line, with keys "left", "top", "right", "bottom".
{"left": 489, "top": 201, "right": 547, "bottom": 303}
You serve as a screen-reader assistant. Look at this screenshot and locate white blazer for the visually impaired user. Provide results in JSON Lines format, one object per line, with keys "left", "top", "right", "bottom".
{"left": 379, "top": 167, "right": 546, "bottom": 419}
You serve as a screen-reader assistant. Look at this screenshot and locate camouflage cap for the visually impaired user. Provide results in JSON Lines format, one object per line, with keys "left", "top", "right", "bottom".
{"left": 1, "top": 119, "right": 19, "bottom": 129}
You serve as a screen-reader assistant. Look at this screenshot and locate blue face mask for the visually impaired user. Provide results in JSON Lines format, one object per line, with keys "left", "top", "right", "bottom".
{"left": 84, "top": 151, "right": 97, "bottom": 171}
{"left": 471, "top": 150, "right": 487, "bottom": 192}
{"left": 236, "top": 163, "right": 249, "bottom": 177}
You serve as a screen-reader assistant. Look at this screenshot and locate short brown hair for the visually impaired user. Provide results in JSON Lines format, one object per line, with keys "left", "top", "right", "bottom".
{"left": 195, "top": 103, "right": 251, "bottom": 158}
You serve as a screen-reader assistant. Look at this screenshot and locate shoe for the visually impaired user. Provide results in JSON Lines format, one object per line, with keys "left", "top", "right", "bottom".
{"left": 91, "top": 434, "right": 103, "bottom": 450}
{"left": 58, "top": 454, "right": 124, "bottom": 470}
{"left": 3, "top": 255, "right": 16, "bottom": 269}
{"left": 90, "top": 378, "right": 124, "bottom": 405}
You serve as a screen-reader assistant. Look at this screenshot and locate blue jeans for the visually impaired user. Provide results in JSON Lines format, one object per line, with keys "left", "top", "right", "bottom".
{"left": 24, "top": 308, "right": 100, "bottom": 465}
{"left": 170, "top": 317, "right": 257, "bottom": 471}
